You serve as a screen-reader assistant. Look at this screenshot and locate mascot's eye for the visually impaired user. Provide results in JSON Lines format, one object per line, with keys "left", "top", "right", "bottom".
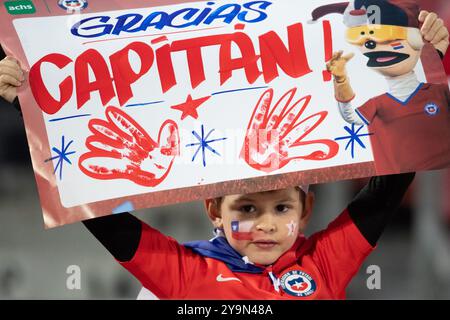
{"left": 361, "top": 31, "right": 366, "bottom": 35}
{"left": 369, "top": 31, "right": 375, "bottom": 35}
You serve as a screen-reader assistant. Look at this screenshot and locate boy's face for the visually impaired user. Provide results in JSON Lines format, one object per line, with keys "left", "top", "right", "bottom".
{"left": 207, "top": 187, "right": 313, "bottom": 266}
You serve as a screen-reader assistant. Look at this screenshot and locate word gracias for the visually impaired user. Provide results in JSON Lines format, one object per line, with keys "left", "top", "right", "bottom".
{"left": 30, "top": 23, "right": 316, "bottom": 115}
{"left": 71, "top": 1, "right": 272, "bottom": 38}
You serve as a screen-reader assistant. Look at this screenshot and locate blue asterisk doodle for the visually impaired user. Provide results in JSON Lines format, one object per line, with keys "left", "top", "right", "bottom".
{"left": 186, "top": 125, "right": 227, "bottom": 167}
{"left": 45, "top": 136, "right": 76, "bottom": 180}
{"left": 335, "top": 124, "right": 373, "bottom": 159}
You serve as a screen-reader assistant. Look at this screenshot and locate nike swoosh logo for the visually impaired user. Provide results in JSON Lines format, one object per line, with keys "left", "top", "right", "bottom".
{"left": 216, "top": 274, "right": 242, "bottom": 283}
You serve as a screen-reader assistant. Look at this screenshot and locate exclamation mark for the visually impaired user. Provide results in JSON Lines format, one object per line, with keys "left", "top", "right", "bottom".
{"left": 322, "top": 20, "right": 333, "bottom": 82}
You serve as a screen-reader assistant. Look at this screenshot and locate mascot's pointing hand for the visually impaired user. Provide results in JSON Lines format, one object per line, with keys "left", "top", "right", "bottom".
{"left": 326, "top": 50, "right": 355, "bottom": 83}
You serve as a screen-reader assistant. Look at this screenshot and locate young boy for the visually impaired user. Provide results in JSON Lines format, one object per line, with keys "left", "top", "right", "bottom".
{"left": 0, "top": 10, "right": 445, "bottom": 300}
{"left": 0, "top": 64, "right": 417, "bottom": 300}
{"left": 0, "top": 50, "right": 416, "bottom": 299}
{"left": 87, "top": 176, "right": 414, "bottom": 300}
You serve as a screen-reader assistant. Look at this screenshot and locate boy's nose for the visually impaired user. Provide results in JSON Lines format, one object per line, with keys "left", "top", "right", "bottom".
{"left": 255, "top": 214, "right": 276, "bottom": 233}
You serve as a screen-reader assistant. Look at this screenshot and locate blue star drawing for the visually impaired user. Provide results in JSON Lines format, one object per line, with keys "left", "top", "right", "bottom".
{"left": 44, "top": 136, "right": 76, "bottom": 180}
{"left": 335, "top": 124, "right": 373, "bottom": 159}
{"left": 186, "top": 125, "right": 227, "bottom": 167}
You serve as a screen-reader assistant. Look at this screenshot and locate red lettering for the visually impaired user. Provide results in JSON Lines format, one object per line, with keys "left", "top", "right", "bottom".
{"left": 75, "top": 49, "right": 116, "bottom": 109}
{"left": 171, "top": 34, "right": 224, "bottom": 90}
{"left": 29, "top": 53, "right": 73, "bottom": 115}
{"left": 322, "top": 20, "right": 333, "bottom": 82}
{"left": 109, "top": 42, "right": 154, "bottom": 106}
{"left": 219, "top": 31, "right": 261, "bottom": 85}
{"left": 30, "top": 23, "right": 317, "bottom": 115}
{"left": 259, "top": 23, "right": 312, "bottom": 83}
{"left": 155, "top": 43, "right": 177, "bottom": 93}
{"left": 184, "top": 45, "right": 206, "bottom": 89}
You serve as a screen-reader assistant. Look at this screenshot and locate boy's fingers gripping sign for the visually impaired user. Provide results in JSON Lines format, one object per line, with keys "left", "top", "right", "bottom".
{"left": 0, "top": 56, "right": 25, "bottom": 103}
{"left": 419, "top": 10, "right": 449, "bottom": 54}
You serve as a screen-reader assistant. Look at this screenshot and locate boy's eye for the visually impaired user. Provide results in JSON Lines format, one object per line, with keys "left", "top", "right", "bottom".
{"left": 276, "top": 205, "right": 290, "bottom": 213}
{"left": 239, "top": 205, "right": 256, "bottom": 213}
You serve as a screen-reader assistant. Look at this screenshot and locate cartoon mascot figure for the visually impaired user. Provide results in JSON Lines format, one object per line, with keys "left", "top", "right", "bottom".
{"left": 312, "top": 0, "right": 450, "bottom": 174}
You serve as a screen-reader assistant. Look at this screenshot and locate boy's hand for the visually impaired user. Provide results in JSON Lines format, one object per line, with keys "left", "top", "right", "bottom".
{"left": 326, "top": 51, "right": 354, "bottom": 83}
{"left": 0, "top": 56, "right": 24, "bottom": 103}
{"left": 419, "top": 10, "right": 449, "bottom": 55}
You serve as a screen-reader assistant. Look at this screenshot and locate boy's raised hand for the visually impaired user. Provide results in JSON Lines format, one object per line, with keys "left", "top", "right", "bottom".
{"left": 0, "top": 56, "right": 24, "bottom": 103}
{"left": 419, "top": 10, "right": 449, "bottom": 55}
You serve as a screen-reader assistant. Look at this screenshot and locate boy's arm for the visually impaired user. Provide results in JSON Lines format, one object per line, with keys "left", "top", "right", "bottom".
{"left": 307, "top": 173, "right": 414, "bottom": 297}
{"left": 82, "top": 213, "right": 142, "bottom": 262}
{"left": 347, "top": 173, "right": 416, "bottom": 247}
{"left": 83, "top": 213, "right": 203, "bottom": 299}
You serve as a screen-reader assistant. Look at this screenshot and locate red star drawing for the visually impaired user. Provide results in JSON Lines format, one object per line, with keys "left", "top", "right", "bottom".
{"left": 171, "top": 94, "right": 211, "bottom": 120}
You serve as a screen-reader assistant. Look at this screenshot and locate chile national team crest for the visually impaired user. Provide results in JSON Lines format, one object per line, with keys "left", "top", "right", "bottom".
{"left": 58, "top": 0, "right": 88, "bottom": 11}
{"left": 424, "top": 103, "right": 440, "bottom": 116}
{"left": 280, "top": 270, "right": 317, "bottom": 297}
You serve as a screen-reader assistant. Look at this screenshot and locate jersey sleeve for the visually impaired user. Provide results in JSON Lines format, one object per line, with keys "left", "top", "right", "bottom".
{"left": 356, "top": 99, "right": 377, "bottom": 125}
{"left": 119, "top": 221, "right": 205, "bottom": 299}
{"left": 308, "top": 209, "right": 374, "bottom": 297}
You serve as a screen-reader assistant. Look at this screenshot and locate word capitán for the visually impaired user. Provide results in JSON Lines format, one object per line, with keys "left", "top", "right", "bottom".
{"left": 30, "top": 22, "right": 319, "bottom": 115}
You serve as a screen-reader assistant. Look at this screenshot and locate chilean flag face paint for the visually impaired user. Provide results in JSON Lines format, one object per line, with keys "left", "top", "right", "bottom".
{"left": 231, "top": 221, "right": 254, "bottom": 240}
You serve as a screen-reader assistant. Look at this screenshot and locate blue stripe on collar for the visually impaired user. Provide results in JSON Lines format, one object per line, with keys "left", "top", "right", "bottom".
{"left": 386, "top": 82, "right": 424, "bottom": 106}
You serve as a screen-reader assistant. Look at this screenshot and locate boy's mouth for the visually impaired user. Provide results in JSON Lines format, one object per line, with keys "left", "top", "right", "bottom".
{"left": 364, "top": 51, "right": 410, "bottom": 67}
{"left": 252, "top": 240, "right": 278, "bottom": 249}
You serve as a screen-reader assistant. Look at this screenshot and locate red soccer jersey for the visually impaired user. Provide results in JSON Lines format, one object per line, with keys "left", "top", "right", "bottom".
{"left": 356, "top": 83, "right": 450, "bottom": 175}
{"left": 119, "top": 210, "right": 373, "bottom": 300}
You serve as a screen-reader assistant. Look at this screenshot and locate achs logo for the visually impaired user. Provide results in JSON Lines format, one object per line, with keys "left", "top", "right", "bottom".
{"left": 424, "top": 103, "right": 440, "bottom": 116}
{"left": 58, "top": 0, "right": 87, "bottom": 11}
{"left": 4, "top": 0, "right": 36, "bottom": 15}
{"left": 280, "top": 270, "right": 316, "bottom": 297}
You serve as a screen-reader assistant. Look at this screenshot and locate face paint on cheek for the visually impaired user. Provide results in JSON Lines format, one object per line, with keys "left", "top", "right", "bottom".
{"left": 390, "top": 42, "right": 405, "bottom": 50}
{"left": 231, "top": 220, "right": 254, "bottom": 241}
{"left": 286, "top": 220, "right": 297, "bottom": 237}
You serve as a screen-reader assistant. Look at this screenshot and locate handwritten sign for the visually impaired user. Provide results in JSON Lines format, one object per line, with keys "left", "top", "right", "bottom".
{"left": 0, "top": 0, "right": 449, "bottom": 228}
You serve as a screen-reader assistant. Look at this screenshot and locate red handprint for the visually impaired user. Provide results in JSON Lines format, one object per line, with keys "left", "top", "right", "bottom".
{"left": 79, "top": 106, "right": 180, "bottom": 187}
{"left": 241, "top": 88, "right": 339, "bottom": 173}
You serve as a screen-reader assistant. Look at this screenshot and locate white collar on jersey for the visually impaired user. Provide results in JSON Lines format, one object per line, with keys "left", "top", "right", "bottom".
{"left": 385, "top": 71, "right": 421, "bottom": 102}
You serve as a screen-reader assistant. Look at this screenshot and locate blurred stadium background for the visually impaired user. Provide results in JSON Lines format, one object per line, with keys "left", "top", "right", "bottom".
{"left": 0, "top": 0, "right": 449, "bottom": 299}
